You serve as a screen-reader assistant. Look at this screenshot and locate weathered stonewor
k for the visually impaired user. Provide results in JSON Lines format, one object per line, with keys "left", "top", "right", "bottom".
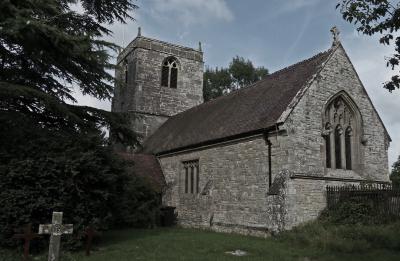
{"left": 39, "top": 212, "right": 73, "bottom": 261}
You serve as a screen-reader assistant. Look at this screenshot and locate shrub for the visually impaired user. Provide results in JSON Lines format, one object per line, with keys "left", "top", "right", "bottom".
{"left": 0, "top": 118, "right": 159, "bottom": 250}
{"left": 279, "top": 221, "right": 400, "bottom": 254}
{"left": 320, "top": 200, "right": 375, "bottom": 225}
{"left": 112, "top": 174, "right": 160, "bottom": 228}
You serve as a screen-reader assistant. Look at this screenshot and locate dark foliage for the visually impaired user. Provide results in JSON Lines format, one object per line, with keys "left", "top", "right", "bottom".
{"left": 321, "top": 197, "right": 399, "bottom": 225}
{"left": 320, "top": 200, "right": 375, "bottom": 224}
{"left": 112, "top": 176, "right": 160, "bottom": 229}
{"left": 0, "top": 113, "right": 159, "bottom": 249}
{"left": 390, "top": 155, "right": 400, "bottom": 188}
{"left": 281, "top": 221, "right": 400, "bottom": 254}
{"left": 0, "top": 0, "right": 138, "bottom": 145}
{"left": 203, "top": 68, "right": 231, "bottom": 102}
{"left": 337, "top": 0, "right": 400, "bottom": 92}
{"left": 203, "top": 56, "right": 269, "bottom": 102}
{"left": 0, "top": 0, "right": 159, "bottom": 251}
{"left": 0, "top": 0, "right": 137, "bottom": 101}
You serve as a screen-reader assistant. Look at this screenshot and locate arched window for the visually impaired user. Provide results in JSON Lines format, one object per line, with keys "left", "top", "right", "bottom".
{"left": 161, "top": 57, "right": 178, "bottom": 88}
{"left": 323, "top": 92, "right": 362, "bottom": 171}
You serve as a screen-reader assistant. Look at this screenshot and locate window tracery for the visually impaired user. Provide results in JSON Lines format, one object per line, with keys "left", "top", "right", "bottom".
{"left": 323, "top": 94, "right": 361, "bottom": 170}
{"left": 161, "top": 57, "right": 178, "bottom": 88}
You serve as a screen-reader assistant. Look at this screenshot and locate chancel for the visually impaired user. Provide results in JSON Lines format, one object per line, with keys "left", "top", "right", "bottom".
{"left": 113, "top": 27, "right": 391, "bottom": 236}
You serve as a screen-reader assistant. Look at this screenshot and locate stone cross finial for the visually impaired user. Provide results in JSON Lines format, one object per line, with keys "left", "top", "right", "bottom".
{"left": 330, "top": 26, "right": 340, "bottom": 45}
{"left": 137, "top": 27, "right": 142, "bottom": 37}
{"left": 39, "top": 212, "right": 73, "bottom": 261}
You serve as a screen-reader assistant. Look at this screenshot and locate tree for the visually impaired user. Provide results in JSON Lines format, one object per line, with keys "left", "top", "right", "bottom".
{"left": 0, "top": 0, "right": 138, "bottom": 143}
{"left": 390, "top": 155, "right": 400, "bottom": 188}
{"left": 203, "top": 56, "right": 269, "bottom": 102}
{"left": 0, "top": 117, "right": 159, "bottom": 248}
{"left": 337, "top": 0, "right": 400, "bottom": 92}
{"left": 0, "top": 0, "right": 161, "bottom": 249}
{"left": 229, "top": 56, "right": 269, "bottom": 90}
{"left": 203, "top": 67, "right": 232, "bottom": 102}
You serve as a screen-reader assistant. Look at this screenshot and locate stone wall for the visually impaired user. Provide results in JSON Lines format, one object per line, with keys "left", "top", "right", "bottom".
{"left": 112, "top": 36, "right": 204, "bottom": 142}
{"left": 159, "top": 135, "right": 289, "bottom": 235}
{"left": 128, "top": 113, "right": 169, "bottom": 142}
{"left": 281, "top": 45, "right": 390, "bottom": 181}
{"left": 284, "top": 178, "right": 360, "bottom": 228}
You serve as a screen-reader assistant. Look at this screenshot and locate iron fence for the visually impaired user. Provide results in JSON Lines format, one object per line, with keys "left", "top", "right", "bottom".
{"left": 326, "top": 184, "right": 400, "bottom": 216}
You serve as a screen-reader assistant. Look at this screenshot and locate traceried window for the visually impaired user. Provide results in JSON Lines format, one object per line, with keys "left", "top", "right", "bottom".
{"left": 161, "top": 57, "right": 178, "bottom": 88}
{"left": 183, "top": 160, "right": 199, "bottom": 194}
{"left": 323, "top": 93, "right": 361, "bottom": 171}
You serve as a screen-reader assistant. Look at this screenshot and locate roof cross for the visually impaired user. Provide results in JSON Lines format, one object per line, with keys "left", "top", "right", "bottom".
{"left": 330, "top": 26, "right": 340, "bottom": 45}
{"left": 39, "top": 212, "right": 73, "bottom": 261}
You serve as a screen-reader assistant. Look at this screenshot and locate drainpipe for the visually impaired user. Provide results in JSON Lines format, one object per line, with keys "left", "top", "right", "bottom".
{"left": 264, "top": 132, "right": 272, "bottom": 188}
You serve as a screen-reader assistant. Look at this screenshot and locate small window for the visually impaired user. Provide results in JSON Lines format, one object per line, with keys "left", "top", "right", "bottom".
{"left": 183, "top": 160, "right": 199, "bottom": 194}
{"left": 161, "top": 57, "right": 179, "bottom": 88}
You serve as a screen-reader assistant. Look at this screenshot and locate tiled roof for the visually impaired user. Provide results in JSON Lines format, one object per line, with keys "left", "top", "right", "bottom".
{"left": 118, "top": 153, "right": 165, "bottom": 192}
{"left": 143, "top": 48, "right": 333, "bottom": 155}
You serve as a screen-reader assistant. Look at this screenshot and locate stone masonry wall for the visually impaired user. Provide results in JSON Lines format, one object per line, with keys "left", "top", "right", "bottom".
{"left": 285, "top": 178, "right": 360, "bottom": 228}
{"left": 159, "top": 135, "right": 290, "bottom": 236}
{"left": 279, "top": 45, "right": 390, "bottom": 228}
{"left": 281, "top": 45, "right": 390, "bottom": 181}
{"left": 112, "top": 36, "right": 203, "bottom": 142}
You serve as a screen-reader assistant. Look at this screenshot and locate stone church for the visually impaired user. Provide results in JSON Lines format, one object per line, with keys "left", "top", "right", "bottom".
{"left": 112, "top": 27, "right": 391, "bottom": 235}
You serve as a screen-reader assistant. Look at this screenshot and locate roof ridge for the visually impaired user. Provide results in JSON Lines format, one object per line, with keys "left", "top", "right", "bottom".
{"left": 268, "top": 48, "right": 332, "bottom": 77}
{"left": 192, "top": 47, "right": 333, "bottom": 108}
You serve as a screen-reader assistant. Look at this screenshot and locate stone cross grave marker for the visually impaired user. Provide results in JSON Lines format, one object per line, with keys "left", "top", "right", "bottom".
{"left": 13, "top": 223, "right": 41, "bottom": 260}
{"left": 39, "top": 212, "right": 73, "bottom": 261}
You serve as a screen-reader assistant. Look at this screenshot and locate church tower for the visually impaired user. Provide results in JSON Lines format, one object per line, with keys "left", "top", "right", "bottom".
{"left": 112, "top": 29, "right": 204, "bottom": 143}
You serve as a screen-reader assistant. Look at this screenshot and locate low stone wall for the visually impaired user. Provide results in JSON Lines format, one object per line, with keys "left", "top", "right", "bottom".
{"left": 284, "top": 175, "right": 389, "bottom": 229}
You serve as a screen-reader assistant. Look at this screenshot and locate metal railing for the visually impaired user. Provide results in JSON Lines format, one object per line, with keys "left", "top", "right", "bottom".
{"left": 326, "top": 184, "right": 400, "bottom": 216}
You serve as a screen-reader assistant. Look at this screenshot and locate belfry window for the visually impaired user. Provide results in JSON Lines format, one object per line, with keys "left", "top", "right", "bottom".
{"left": 183, "top": 160, "right": 199, "bottom": 194}
{"left": 323, "top": 93, "right": 361, "bottom": 171}
{"left": 161, "top": 57, "right": 178, "bottom": 88}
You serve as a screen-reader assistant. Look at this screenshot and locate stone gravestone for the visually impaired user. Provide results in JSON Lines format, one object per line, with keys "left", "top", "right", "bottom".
{"left": 39, "top": 212, "right": 73, "bottom": 261}
{"left": 13, "top": 223, "right": 41, "bottom": 260}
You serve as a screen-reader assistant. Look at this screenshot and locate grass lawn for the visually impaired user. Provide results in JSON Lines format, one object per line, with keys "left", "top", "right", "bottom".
{"left": 1, "top": 224, "right": 400, "bottom": 261}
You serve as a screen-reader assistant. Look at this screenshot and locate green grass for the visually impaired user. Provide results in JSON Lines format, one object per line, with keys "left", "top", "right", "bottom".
{"left": 1, "top": 223, "right": 400, "bottom": 261}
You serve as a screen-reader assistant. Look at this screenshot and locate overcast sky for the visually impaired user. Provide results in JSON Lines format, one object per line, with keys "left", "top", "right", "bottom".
{"left": 73, "top": 0, "right": 400, "bottom": 168}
